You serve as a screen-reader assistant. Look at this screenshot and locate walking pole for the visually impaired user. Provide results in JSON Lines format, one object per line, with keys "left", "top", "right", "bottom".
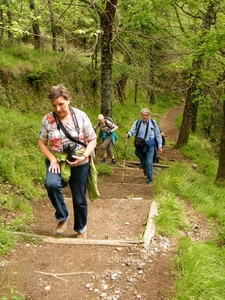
{"left": 122, "top": 138, "right": 128, "bottom": 184}
{"left": 113, "top": 142, "right": 120, "bottom": 162}
{"left": 110, "top": 133, "right": 120, "bottom": 163}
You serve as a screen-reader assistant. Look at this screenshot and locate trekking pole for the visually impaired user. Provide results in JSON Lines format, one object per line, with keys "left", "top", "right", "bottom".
{"left": 113, "top": 142, "right": 120, "bottom": 163}
{"left": 110, "top": 134, "right": 120, "bottom": 163}
{"left": 121, "top": 138, "right": 128, "bottom": 184}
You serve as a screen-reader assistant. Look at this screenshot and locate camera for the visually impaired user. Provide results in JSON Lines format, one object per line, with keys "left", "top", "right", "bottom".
{"left": 63, "top": 142, "right": 77, "bottom": 162}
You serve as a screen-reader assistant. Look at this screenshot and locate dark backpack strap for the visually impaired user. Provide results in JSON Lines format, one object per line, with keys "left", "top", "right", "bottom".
{"left": 135, "top": 119, "right": 149, "bottom": 138}
{"left": 150, "top": 118, "right": 159, "bottom": 149}
{"left": 150, "top": 119, "right": 155, "bottom": 128}
{"left": 105, "top": 118, "right": 114, "bottom": 129}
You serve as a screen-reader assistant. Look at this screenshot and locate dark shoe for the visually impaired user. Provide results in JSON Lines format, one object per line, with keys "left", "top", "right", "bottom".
{"left": 147, "top": 180, "right": 153, "bottom": 184}
{"left": 101, "top": 158, "right": 107, "bottom": 163}
{"left": 111, "top": 159, "right": 116, "bottom": 165}
{"left": 56, "top": 216, "right": 69, "bottom": 235}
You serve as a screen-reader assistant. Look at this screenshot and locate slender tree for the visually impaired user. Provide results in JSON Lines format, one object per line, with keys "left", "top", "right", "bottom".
{"left": 47, "top": 0, "right": 57, "bottom": 51}
{"left": 29, "top": 0, "right": 41, "bottom": 50}
{"left": 176, "top": 1, "right": 217, "bottom": 146}
{"left": 216, "top": 98, "right": 225, "bottom": 183}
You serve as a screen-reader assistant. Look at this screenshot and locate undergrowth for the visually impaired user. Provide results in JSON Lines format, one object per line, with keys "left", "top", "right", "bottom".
{"left": 154, "top": 129, "right": 225, "bottom": 299}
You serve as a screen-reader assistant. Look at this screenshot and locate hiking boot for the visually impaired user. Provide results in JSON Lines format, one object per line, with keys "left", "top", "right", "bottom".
{"left": 111, "top": 159, "right": 116, "bottom": 165}
{"left": 56, "top": 216, "right": 69, "bottom": 235}
{"left": 101, "top": 158, "right": 107, "bottom": 163}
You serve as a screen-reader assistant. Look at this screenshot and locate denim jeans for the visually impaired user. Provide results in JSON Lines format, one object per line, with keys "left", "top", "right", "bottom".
{"left": 45, "top": 161, "right": 90, "bottom": 233}
{"left": 135, "top": 146, "right": 155, "bottom": 183}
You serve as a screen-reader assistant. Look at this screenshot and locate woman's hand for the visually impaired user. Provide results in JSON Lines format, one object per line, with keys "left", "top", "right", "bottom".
{"left": 66, "top": 155, "right": 87, "bottom": 166}
{"left": 49, "top": 158, "right": 60, "bottom": 174}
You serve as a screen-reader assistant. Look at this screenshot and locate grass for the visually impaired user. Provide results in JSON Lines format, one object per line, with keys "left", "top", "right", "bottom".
{"left": 0, "top": 289, "right": 25, "bottom": 300}
{"left": 153, "top": 128, "right": 225, "bottom": 299}
{"left": 174, "top": 238, "right": 225, "bottom": 300}
{"left": 0, "top": 225, "right": 15, "bottom": 256}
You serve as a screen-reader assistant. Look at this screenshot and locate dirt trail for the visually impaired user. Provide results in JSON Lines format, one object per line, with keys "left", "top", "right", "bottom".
{"left": 1, "top": 106, "right": 190, "bottom": 300}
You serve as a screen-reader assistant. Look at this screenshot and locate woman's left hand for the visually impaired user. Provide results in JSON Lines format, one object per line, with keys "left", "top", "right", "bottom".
{"left": 66, "top": 155, "right": 86, "bottom": 166}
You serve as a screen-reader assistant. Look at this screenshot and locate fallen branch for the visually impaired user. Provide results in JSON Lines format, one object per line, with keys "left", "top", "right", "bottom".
{"left": 35, "top": 270, "right": 93, "bottom": 282}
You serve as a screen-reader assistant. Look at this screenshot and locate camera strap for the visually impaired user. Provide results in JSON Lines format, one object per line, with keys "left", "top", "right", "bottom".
{"left": 53, "top": 110, "right": 87, "bottom": 148}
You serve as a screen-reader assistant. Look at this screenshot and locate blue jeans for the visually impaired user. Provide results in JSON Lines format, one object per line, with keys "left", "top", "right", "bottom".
{"left": 135, "top": 146, "right": 155, "bottom": 183}
{"left": 45, "top": 161, "right": 89, "bottom": 233}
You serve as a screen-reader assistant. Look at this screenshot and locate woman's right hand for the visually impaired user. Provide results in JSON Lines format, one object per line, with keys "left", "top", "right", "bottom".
{"left": 49, "top": 158, "right": 60, "bottom": 174}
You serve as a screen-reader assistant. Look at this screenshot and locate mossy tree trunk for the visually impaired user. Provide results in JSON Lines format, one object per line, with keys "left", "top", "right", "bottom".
{"left": 216, "top": 99, "right": 225, "bottom": 183}
{"left": 47, "top": 0, "right": 57, "bottom": 51}
{"left": 176, "top": 74, "right": 195, "bottom": 145}
{"left": 29, "top": 0, "right": 41, "bottom": 50}
{"left": 100, "top": 0, "right": 117, "bottom": 117}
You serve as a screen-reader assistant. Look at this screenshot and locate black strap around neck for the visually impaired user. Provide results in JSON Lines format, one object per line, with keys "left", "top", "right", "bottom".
{"left": 69, "top": 106, "right": 80, "bottom": 135}
{"left": 53, "top": 110, "right": 87, "bottom": 148}
{"left": 136, "top": 119, "right": 149, "bottom": 139}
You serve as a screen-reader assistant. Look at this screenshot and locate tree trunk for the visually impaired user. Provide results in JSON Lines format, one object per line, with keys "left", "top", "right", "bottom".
{"left": 116, "top": 74, "right": 127, "bottom": 104}
{"left": 0, "top": 8, "right": 4, "bottom": 41}
{"left": 100, "top": 0, "right": 118, "bottom": 117}
{"left": 176, "top": 74, "right": 194, "bottom": 146}
{"left": 190, "top": 60, "right": 202, "bottom": 133}
{"left": 149, "top": 43, "right": 155, "bottom": 104}
{"left": 47, "top": 0, "right": 57, "bottom": 51}
{"left": 134, "top": 83, "right": 138, "bottom": 103}
{"left": 216, "top": 100, "right": 225, "bottom": 183}
{"left": 191, "top": 101, "right": 199, "bottom": 132}
{"left": 190, "top": 3, "right": 216, "bottom": 133}
{"left": 176, "top": 2, "right": 216, "bottom": 146}
{"left": 7, "top": 7, "right": 12, "bottom": 39}
{"left": 29, "top": 0, "right": 41, "bottom": 50}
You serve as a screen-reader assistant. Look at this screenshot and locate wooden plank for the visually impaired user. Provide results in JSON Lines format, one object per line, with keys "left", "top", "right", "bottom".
{"left": 12, "top": 232, "right": 143, "bottom": 246}
{"left": 124, "top": 161, "right": 170, "bottom": 168}
{"left": 143, "top": 201, "right": 158, "bottom": 248}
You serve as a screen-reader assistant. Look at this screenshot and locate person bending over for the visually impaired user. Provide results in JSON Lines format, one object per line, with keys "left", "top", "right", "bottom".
{"left": 38, "top": 84, "right": 97, "bottom": 238}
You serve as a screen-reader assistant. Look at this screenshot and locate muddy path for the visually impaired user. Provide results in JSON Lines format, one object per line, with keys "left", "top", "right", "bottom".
{"left": 0, "top": 106, "right": 189, "bottom": 300}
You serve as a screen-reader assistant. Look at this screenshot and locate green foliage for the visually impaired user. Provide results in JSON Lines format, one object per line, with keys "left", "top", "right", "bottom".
{"left": 182, "top": 134, "right": 218, "bottom": 177}
{"left": 0, "top": 224, "right": 15, "bottom": 256}
{"left": 154, "top": 194, "right": 189, "bottom": 236}
{"left": 174, "top": 238, "right": 225, "bottom": 299}
{"left": 0, "top": 289, "right": 25, "bottom": 300}
{"left": 0, "top": 106, "right": 46, "bottom": 199}
{"left": 154, "top": 132, "right": 225, "bottom": 299}
{"left": 0, "top": 148, "right": 15, "bottom": 181}
{"left": 0, "top": 43, "right": 94, "bottom": 114}
{"left": 96, "top": 163, "right": 113, "bottom": 176}
{"left": 9, "top": 214, "right": 33, "bottom": 232}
